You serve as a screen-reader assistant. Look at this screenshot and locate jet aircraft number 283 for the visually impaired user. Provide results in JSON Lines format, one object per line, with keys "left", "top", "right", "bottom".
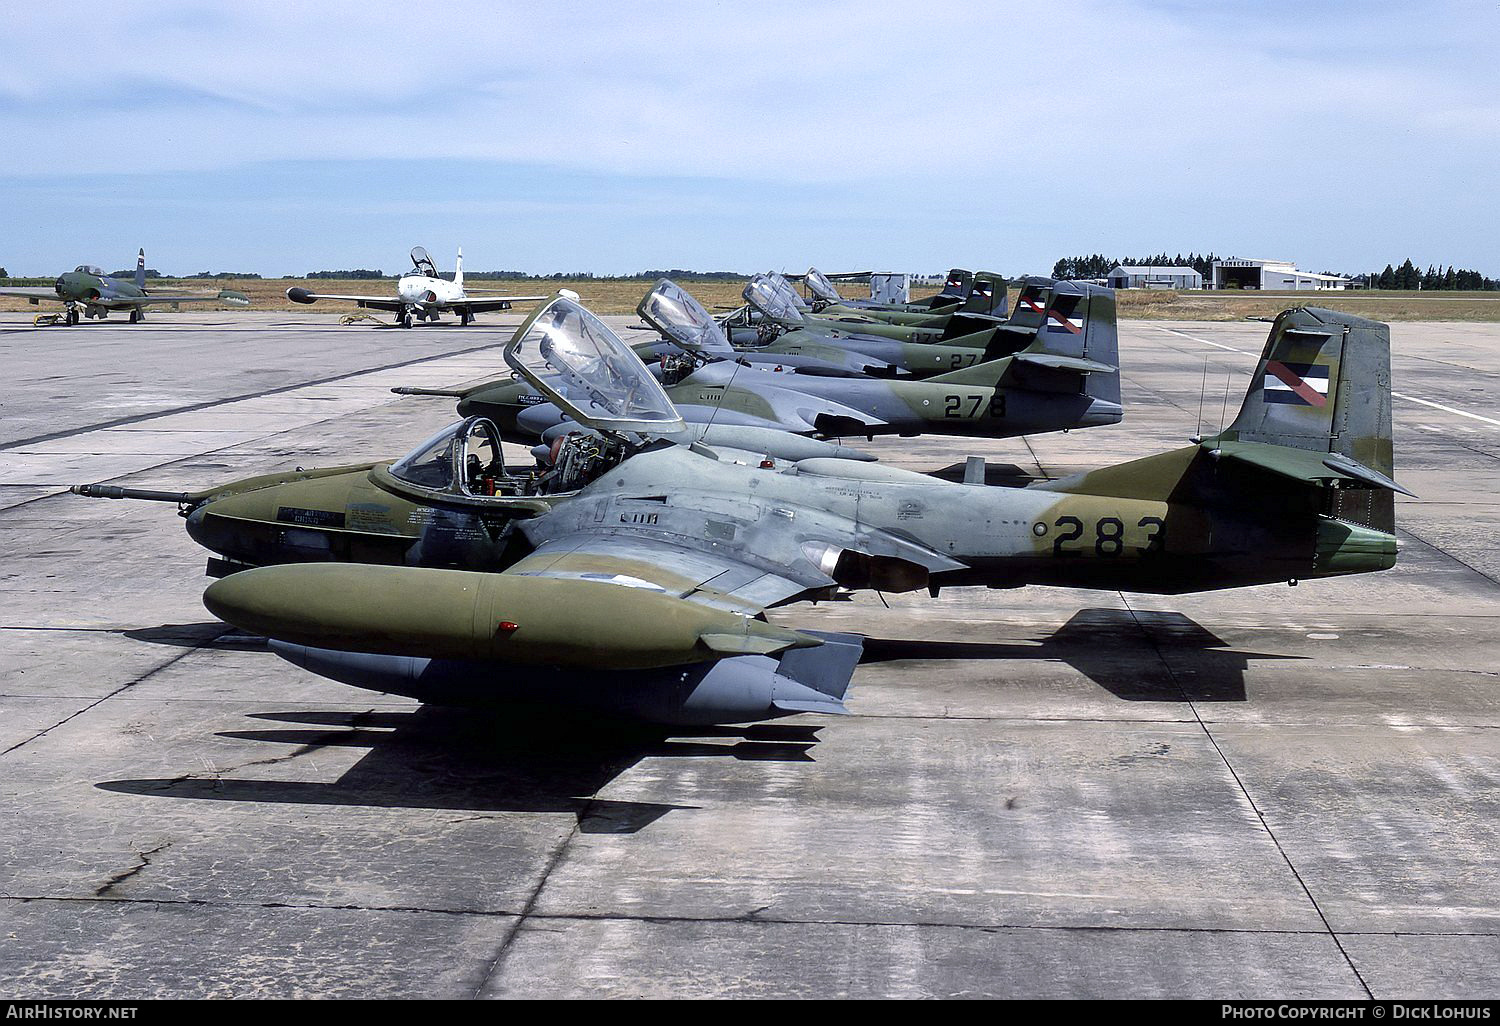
{"left": 74, "top": 294, "right": 1407, "bottom": 725}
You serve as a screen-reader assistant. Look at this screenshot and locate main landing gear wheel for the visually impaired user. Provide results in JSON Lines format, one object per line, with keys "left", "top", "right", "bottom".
{"left": 460, "top": 310, "right": 472, "bottom": 327}
{"left": 128, "top": 308, "right": 143, "bottom": 324}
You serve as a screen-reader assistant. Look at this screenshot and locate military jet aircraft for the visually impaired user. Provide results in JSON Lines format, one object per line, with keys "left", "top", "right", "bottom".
{"left": 744, "top": 270, "right": 1015, "bottom": 353}
{"left": 734, "top": 271, "right": 1008, "bottom": 348}
{"left": 793, "top": 267, "right": 974, "bottom": 315}
{"left": 449, "top": 277, "right": 1117, "bottom": 441}
{"left": 73, "top": 296, "right": 1405, "bottom": 725}
{"left": 800, "top": 267, "right": 999, "bottom": 327}
{"left": 635, "top": 275, "right": 1052, "bottom": 380}
{"left": 286, "top": 246, "right": 546, "bottom": 328}
{"left": 0, "top": 249, "right": 249, "bottom": 325}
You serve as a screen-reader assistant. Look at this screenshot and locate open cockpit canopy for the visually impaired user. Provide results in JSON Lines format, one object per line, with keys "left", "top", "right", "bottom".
{"left": 769, "top": 273, "right": 811, "bottom": 312}
{"left": 505, "top": 294, "right": 684, "bottom": 436}
{"left": 637, "top": 279, "right": 735, "bottom": 357}
{"left": 743, "top": 274, "right": 806, "bottom": 326}
{"left": 408, "top": 246, "right": 439, "bottom": 278}
{"left": 805, "top": 268, "right": 843, "bottom": 304}
{"left": 74, "top": 265, "right": 105, "bottom": 276}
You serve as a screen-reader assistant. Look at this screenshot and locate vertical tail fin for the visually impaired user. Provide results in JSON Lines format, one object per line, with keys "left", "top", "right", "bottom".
{"left": 1021, "top": 282, "right": 1121, "bottom": 406}
{"left": 1006, "top": 276, "right": 1055, "bottom": 329}
{"left": 1206, "top": 307, "right": 1404, "bottom": 530}
{"left": 928, "top": 268, "right": 972, "bottom": 308}
{"left": 1214, "top": 308, "right": 1392, "bottom": 470}
{"left": 135, "top": 249, "right": 146, "bottom": 289}
{"left": 959, "top": 270, "right": 1008, "bottom": 318}
{"left": 454, "top": 247, "right": 463, "bottom": 289}
{"left": 933, "top": 283, "right": 1119, "bottom": 409}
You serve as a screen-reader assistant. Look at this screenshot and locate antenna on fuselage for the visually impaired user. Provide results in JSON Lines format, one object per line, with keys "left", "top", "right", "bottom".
{"left": 1193, "top": 356, "right": 1209, "bottom": 441}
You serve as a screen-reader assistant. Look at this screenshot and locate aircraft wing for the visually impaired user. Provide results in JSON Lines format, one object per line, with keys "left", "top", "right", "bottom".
{"left": 506, "top": 533, "right": 832, "bottom": 617}
{"left": 116, "top": 290, "right": 250, "bottom": 307}
{"left": 285, "top": 287, "right": 404, "bottom": 311}
{"left": 447, "top": 295, "right": 548, "bottom": 313}
{"left": 0, "top": 286, "right": 62, "bottom": 301}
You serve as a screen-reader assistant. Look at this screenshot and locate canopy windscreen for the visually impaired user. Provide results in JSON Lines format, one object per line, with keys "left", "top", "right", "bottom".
{"left": 805, "top": 268, "right": 842, "bottom": 303}
{"left": 410, "top": 246, "right": 438, "bottom": 277}
{"left": 743, "top": 275, "right": 806, "bottom": 324}
{"left": 505, "top": 295, "right": 683, "bottom": 434}
{"left": 637, "top": 279, "right": 735, "bottom": 356}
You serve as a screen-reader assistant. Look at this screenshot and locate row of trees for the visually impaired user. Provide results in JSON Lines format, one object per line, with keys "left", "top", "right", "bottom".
{"left": 1363, "top": 259, "right": 1499, "bottom": 291}
{"left": 1052, "top": 252, "right": 1499, "bottom": 291}
{"left": 1051, "top": 253, "right": 1219, "bottom": 280}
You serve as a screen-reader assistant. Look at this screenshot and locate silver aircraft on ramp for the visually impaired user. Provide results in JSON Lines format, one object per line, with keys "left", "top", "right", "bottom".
{"left": 286, "top": 247, "right": 546, "bottom": 328}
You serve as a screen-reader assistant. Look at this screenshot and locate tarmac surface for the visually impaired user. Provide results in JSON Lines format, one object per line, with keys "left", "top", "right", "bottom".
{"left": 0, "top": 309, "right": 1495, "bottom": 999}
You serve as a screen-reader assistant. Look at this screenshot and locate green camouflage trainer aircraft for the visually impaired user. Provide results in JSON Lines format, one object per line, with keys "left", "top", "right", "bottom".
{"left": 729, "top": 270, "right": 1019, "bottom": 369}
{"left": 631, "top": 276, "right": 1052, "bottom": 379}
{"left": 73, "top": 294, "right": 1406, "bottom": 725}
{"left": 796, "top": 267, "right": 976, "bottom": 315}
{"left": 731, "top": 271, "right": 998, "bottom": 346}
{"left": 794, "top": 267, "right": 998, "bottom": 328}
{"left": 0, "top": 249, "right": 249, "bottom": 325}
{"left": 425, "top": 277, "right": 1120, "bottom": 442}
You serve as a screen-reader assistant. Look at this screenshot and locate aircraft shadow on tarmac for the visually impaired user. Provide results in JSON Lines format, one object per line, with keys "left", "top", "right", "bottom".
{"left": 860, "top": 607, "right": 1299, "bottom": 703}
{"left": 97, "top": 705, "right": 822, "bottom": 834}
{"left": 104, "top": 608, "right": 1295, "bottom": 830}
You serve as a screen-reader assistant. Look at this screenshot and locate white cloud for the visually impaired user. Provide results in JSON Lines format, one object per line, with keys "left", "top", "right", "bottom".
{"left": 1, "top": 1, "right": 1497, "bottom": 273}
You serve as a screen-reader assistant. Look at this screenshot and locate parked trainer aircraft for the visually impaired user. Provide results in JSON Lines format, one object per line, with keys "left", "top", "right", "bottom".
{"left": 286, "top": 247, "right": 546, "bottom": 328}
{"left": 0, "top": 250, "right": 249, "bottom": 325}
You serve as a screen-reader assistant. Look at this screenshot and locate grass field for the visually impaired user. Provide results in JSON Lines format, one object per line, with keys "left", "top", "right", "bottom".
{"left": 3, "top": 277, "right": 1499, "bottom": 321}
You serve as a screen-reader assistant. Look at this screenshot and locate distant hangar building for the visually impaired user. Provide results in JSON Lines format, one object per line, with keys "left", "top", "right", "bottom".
{"left": 1106, "top": 265, "right": 1204, "bottom": 290}
{"left": 1212, "top": 258, "right": 1349, "bottom": 291}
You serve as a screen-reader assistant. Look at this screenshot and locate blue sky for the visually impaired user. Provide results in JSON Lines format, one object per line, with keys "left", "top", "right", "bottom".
{"left": 1, "top": 1, "right": 1496, "bottom": 278}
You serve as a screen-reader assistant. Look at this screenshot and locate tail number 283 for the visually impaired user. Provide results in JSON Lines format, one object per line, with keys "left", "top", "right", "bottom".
{"left": 1050, "top": 515, "right": 1165, "bottom": 556}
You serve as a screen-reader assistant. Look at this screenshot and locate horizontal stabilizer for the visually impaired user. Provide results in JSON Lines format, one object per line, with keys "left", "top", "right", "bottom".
{"left": 1013, "top": 352, "right": 1116, "bottom": 374}
{"left": 770, "top": 693, "right": 850, "bottom": 715}
{"left": 1209, "top": 440, "right": 1415, "bottom": 496}
{"left": 1323, "top": 452, "right": 1415, "bottom": 495}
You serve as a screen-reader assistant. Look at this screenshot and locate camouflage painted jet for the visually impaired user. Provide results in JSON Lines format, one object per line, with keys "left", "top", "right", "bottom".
{"left": 0, "top": 249, "right": 249, "bottom": 325}
{"left": 722, "top": 270, "right": 1016, "bottom": 370}
{"left": 73, "top": 296, "right": 1406, "bottom": 725}
{"left": 438, "top": 278, "right": 1120, "bottom": 441}
{"left": 796, "top": 267, "right": 1000, "bottom": 328}
{"left": 286, "top": 246, "right": 546, "bottom": 328}
{"left": 790, "top": 267, "right": 979, "bottom": 315}
{"left": 634, "top": 275, "right": 1053, "bottom": 380}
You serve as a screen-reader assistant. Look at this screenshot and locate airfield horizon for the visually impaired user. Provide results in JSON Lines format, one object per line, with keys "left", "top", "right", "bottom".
{"left": 4, "top": 278, "right": 1500, "bottom": 322}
